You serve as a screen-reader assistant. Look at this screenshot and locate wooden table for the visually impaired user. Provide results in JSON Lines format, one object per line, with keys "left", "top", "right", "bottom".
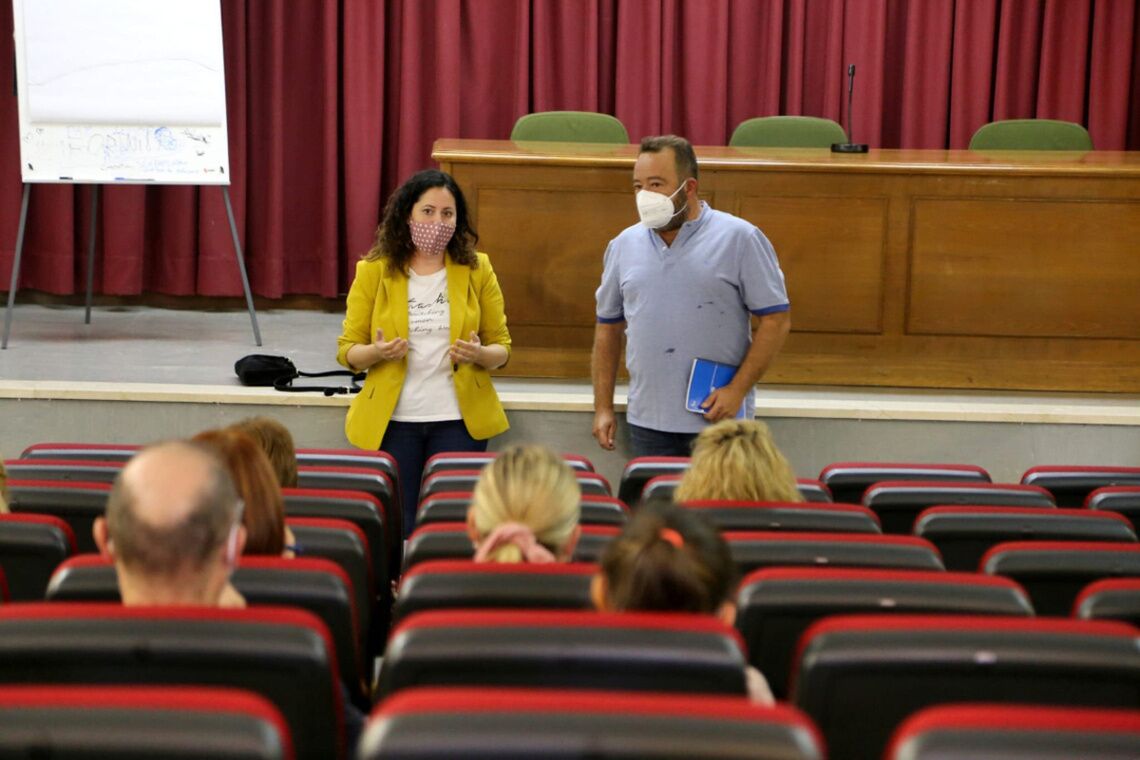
{"left": 434, "top": 140, "right": 1140, "bottom": 393}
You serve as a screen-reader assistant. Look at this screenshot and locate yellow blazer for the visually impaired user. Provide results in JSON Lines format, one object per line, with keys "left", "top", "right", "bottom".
{"left": 337, "top": 252, "right": 511, "bottom": 450}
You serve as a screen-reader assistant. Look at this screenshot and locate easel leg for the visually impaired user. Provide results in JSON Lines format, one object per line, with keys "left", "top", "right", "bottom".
{"left": 2, "top": 184, "right": 32, "bottom": 350}
{"left": 222, "top": 185, "right": 262, "bottom": 346}
{"left": 84, "top": 185, "right": 100, "bottom": 325}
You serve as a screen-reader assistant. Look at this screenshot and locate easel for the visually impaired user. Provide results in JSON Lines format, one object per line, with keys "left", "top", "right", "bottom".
{"left": 6, "top": 0, "right": 257, "bottom": 349}
{"left": 1, "top": 182, "right": 261, "bottom": 349}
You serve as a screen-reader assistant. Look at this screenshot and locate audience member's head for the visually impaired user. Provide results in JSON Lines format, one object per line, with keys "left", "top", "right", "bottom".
{"left": 230, "top": 416, "right": 298, "bottom": 488}
{"left": 674, "top": 419, "right": 802, "bottom": 503}
{"left": 593, "top": 498, "right": 737, "bottom": 619}
{"left": 94, "top": 441, "right": 244, "bottom": 606}
{"left": 466, "top": 444, "right": 581, "bottom": 563}
{"left": 192, "top": 427, "right": 287, "bottom": 556}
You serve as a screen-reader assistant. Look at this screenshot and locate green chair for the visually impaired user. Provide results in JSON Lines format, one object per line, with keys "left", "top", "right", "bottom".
{"left": 510, "top": 111, "right": 629, "bottom": 143}
{"left": 968, "top": 119, "right": 1093, "bottom": 150}
{"left": 729, "top": 116, "right": 847, "bottom": 148}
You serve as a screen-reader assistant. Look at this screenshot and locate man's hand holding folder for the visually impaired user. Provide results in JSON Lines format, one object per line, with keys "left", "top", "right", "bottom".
{"left": 685, "top": 358, "right": 747, "bottom": 422}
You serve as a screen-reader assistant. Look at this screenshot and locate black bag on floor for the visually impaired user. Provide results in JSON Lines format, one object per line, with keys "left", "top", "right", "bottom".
{"left": 234, "top": 354, "right": 365, "bottom": 396}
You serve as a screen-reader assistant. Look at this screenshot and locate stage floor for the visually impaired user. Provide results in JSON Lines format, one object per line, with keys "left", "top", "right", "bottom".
{"left": 2, "top": 302, "right": 1139, "bottom": 422}
{"left": 0, "top": 302, "right": 345, "bottom": 385}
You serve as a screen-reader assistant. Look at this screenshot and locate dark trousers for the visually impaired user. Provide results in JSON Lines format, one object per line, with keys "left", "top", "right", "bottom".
{"left": 628, "top": 423, "right": 698, "bottom": 458}
{"left": 381, "top": 419, "right": 486, "bottom": 537}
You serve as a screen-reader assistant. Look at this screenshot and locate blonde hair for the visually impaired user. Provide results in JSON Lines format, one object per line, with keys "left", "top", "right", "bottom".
{"left": 674, "top": 420, "right": 802, "bottom": 503}
{"left": 470, "top": 445, "right": 581, "bottom": 563}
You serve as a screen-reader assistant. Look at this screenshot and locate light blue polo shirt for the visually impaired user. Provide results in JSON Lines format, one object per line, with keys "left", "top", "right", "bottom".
{"left": 596, "top": 202, "right": 790, "bottom": 433}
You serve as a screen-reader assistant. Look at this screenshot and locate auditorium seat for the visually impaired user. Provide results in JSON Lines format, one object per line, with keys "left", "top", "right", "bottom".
{"left": 792, "top": 614, "right": 1140, "bottom": 760}
{"left": 729, "top": 115, "right": 847, "bottom": 148}
{"left": 1087, "top": 486, "right": 1140, "bottom": 532}
{"left": 20, "top": 442, "right": 403, "bottom": 507}
{"left": 420, "top": 469, "right": 612, "bottom": 500}
{"left": 510, "top": 111, "right": 629, "bottom": 143}
{"left": 1074, "top": 578, "right": 1140, "bottom": 626}
{"left": 0, "top": 513, "right": 75, "bottom": 600}
{"left": 0, "top": 603, "right": 343, "bottom": 759}
{"left": 640, "top": 474, "right": 681, "bottom": 501}
{"left": 641, "top": 474, "right": 832, "bottom": 503}
{"left": 421, "top": 451, "right": 595, "bottom": 482}
{"left": 915, "top": 505, "right": 1137, "bottom": 572}
{"left": 0, "top": 685, "right": 295, "bottom": 760}
{"left": 723, "top": 531, "right": 945, "bottom": 575}
{"left": 982, "top": 540, "right": 1140, "bottom": 615}
{"left": 1021, "top": 465, "right": 1140, "bottom": 507}
{"left": 235, "top": 556, "right": 368, "bottom": 709}
{"left": 736, "top": 567, "right": 1033, "bottom": 699}
{"left": 6, "top": 479, "right": 109, "bottom": 553}
{"left": 377, "top": 610, "right": 749, "bottom": 701}
{"left": 284, "top": 486, "right": 391, "bottom": 598}
{"left": 863, "top": 480, "right": 1055, "bottom": 534}
{"left": 969, "top": 118, "right": 1093, "bottom": 150}
{"left": 296, "top": 465, "right": 398, "bottom": 543}
{"left": 402, "top": 522, "right": 619, "bottom": 572}
{"left": 392, "top": 560, "right": 595, "bottom": 623}
{"left": 46, "top": 554, "right": 368, "bottom": 709}
{"left": 20, "top": 442, "right": 138, "bottom": 462}
{"left": 416, "top": 491, "right": 627, "bottom": 528}
{"left": 286, "top": 517, "right": 374, "bottom": 644}
{"left": 819, "top": 461, "right": 991, "bottom": 505}
{"left": 887, "top": 703, "right": 1140, "bottom": 760}
{"left": 402, "top": 522, "right": 471, "bottom": 571}
{"left": 3, "top": 458, "right": 121, "bottom": 484}
{"left": 682, "top": 499, "right": 881, "bottom": 534}
{"left": 360, "top": 687, "right": 825, "bottom": 760}
{"left": 795, "top": 479, "right": 833, "bottom": 503}
{"left": 617, "top": 456, "right": 690, "bottom": 505}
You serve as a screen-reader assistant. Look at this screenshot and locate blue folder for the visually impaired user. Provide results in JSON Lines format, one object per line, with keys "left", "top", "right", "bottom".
{"left": 685, "top": 358, "right": 746, "bottom": 419}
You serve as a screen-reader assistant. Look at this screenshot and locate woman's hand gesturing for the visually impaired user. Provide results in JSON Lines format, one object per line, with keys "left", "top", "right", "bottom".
{"left": 450, "top": 331, "right": 484, "bottom": 365}
{"left": 373, "top": 328, "right": 408, "bottom": 361}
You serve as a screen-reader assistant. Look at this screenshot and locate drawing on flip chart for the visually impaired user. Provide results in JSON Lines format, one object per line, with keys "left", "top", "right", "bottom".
{"left": 13, "top": 0, "right": 231, "bottom": 184}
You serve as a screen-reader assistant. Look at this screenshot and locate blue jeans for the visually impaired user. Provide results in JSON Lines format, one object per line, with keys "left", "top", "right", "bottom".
{"left": 381, "top": 419, "right": 487, "bottom": 537}
{"left": 628, "top": 423, "right": 697, "bottom": 458}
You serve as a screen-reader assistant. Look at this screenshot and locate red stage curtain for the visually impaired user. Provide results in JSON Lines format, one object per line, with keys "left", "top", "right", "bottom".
{"left": 1, "top": 0, "right": 1137, "bottom": 300}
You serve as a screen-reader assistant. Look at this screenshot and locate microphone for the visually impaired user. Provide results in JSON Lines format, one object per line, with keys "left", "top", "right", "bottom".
{"left": 831, "top": 63, "right": 869, "bottom": 154}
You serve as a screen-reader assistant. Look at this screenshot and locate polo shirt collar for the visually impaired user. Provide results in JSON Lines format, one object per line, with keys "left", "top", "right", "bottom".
{"left": 649, "top": 201, "right": 710, "bottom": 247}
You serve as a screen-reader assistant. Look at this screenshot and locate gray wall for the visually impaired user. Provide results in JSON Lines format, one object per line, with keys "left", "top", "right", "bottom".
{"left": 5, "top": 397, "right": 1139, "bottom": 489}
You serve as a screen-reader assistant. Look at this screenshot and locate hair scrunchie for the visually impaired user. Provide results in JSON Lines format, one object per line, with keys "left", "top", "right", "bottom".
{"left": 474, "top": 522, "right": 556, "bottom": 563}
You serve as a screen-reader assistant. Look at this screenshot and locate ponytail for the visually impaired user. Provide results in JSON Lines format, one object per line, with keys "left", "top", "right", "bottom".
{"left": 599, "top": 499, "right": 736, "bottom": 613}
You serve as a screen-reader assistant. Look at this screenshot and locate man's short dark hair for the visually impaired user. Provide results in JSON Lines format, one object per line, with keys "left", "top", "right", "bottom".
{"left": 106, "top": 441, "right": 239, "bottom": 576}
{"left": 639, "top": 135, "right": 699, "bottom": 181}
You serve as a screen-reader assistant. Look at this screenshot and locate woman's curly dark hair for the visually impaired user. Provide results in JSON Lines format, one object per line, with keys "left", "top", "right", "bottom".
{"left": 364, "top": 169, "right": 479, "bottom": 270}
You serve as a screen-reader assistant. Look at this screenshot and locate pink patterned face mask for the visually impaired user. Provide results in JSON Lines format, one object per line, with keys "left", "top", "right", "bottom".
{"left": 409, "top": 220, "right": 455, "bottom": 256}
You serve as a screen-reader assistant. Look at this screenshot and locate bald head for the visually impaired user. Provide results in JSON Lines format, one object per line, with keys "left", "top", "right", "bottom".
{"left": 105, "top": 440, "right": 240, "bottom": 579}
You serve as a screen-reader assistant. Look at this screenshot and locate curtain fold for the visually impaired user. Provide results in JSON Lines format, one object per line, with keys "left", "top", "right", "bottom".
{"left": 1, "top": 0, "right": 1137, "bottom": 300}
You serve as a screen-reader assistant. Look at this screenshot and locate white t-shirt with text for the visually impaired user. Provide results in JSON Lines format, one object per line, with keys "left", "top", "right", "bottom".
{"left": 392, "top": 268, "right": 461, "bottom": 422}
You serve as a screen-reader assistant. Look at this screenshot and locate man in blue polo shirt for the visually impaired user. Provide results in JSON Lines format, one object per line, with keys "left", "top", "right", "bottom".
{"left": 592, "top": 134, "right": 791, "bottom": 457}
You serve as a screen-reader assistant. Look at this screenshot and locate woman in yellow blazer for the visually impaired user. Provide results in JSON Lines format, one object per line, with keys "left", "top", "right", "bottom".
{"left": 337, "top": 169, "right": 510, "bottom": 535}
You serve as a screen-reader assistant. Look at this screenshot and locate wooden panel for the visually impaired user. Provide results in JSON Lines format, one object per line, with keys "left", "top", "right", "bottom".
{"left": 435, "top": 140, "right": 1140, "bottom": 391}
{"left": 476, "top": 187, "right": 629, "bottom": 330}
{"left": 909, "top": 198, "right": 1140, "bottom": 339}
{"left": 738, "top": 194, "right": 886, "bottom": 334}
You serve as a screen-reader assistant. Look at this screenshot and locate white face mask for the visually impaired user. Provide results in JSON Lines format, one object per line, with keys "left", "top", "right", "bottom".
{"left": 636, "top": 182, "right": 688, "bottom": 230}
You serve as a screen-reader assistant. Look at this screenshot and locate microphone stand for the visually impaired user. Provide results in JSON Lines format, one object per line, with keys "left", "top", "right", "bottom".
{"left": 832, "top": 63, "right": 869, "bottom": 153}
